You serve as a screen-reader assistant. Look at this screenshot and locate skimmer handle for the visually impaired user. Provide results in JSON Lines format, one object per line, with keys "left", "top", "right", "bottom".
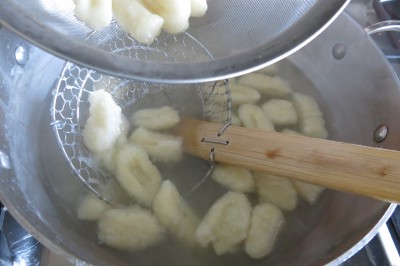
{"left": 176, "top": 118, "right": 400, "bottom": 204}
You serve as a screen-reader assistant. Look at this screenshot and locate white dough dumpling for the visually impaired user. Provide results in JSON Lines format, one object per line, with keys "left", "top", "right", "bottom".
{"left": 83, "top": 90, "right": 122, "bottom": 153}
{"left": 238, "top": 104, "right": 275, "bottom": 131}
{"left": 212, "top": 82, "right": 260, "bottom": 106}
{"left": 74, "top": 0, "right": 113, "bottom": 30}
{"left": 262, "top": 99, "right": 298, "bottom": 126}
{"left": 254, "top": 172, "right": 298, "bottom": 211}
{"left": 245, "top": 203, "right": 285, "bottom": 259}
{"left": 211, "top": 164, "right": 255, "bottom": 193}
{"left": 130, "top": 127, "right": 182, "bottom": 163}
{"left": 131, "top": 106, "right": 180, "bottom": 131}
{"left": 231, "top": 112, "right": 242, "bottom": 126}
{"left": 196, "top": 191, "right": 251, "bottom": 255}
{"left": 142, "top": 0, "right": 191, "bottom": 34}
{"left": 191, "top": 0, "right": 208, "bottom": 17}
{"left": 93, "top": 114, "right": 130, "bottom": 173}
{"left": 98, "top": 207, "right": 165, "bottom": 251}
{"left": 229, "top": 83, "right": 261, "bottom": 106}
{"left": 113, "top": 0, "right": 164, "bottom": 45}
{"left": 238, "top": 73, "right": 292, "bottom": 97}
{"left": 77, "top": 193, "right": 111, "bottom": 221}
{"left": 115, "top": 144, "right": 162, "bottom": 207}
{"left": 292, "top": 93, "right": 328, "bottom": 139}
{"left": 293, "top": 181, "right": 326, "bottom": 205}
{"left": 152, "top": 180, "right": 199, "bottom": 246}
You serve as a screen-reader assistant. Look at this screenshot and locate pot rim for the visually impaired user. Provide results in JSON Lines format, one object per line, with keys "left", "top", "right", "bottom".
{"left": 326, "top": 203, "right": 397, "bottom": 265}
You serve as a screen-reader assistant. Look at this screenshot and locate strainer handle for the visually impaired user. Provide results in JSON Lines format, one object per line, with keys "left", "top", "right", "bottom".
{"left": 176, "top": 117, "right": 400, "bottom": 205}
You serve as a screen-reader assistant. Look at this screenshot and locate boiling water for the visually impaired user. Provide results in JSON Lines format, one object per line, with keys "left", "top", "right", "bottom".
{"left": 41, "top": 59, "right": 337, "bottom": 266}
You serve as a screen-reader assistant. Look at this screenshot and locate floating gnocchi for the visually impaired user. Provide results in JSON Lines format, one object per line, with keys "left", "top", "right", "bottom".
{"left": 238, "top": 103, "right": 275, "bottom": 131}
{"left": 229, "top": 82, "right": 261, "bottom": 106}
{"left": 129, "top": 127, "right": 183, "bottom": 163}
{"left": 98, "top": 207, "right": 165, "bottom": 251}
{"left": 196, "top": 191, "right": 251, "bottom": 255}
{"left": 262, "top": 99, "right": 298, "bottom": 126}
{"left": 153, "top": 180, "right": 199, "bottom": 246}
{"left": 245, "top": 203, "right": 285, "bottom": 259}
{"left": 292, "top": 93, "right": 328, "bottom": 139}
{"left": 131, "top": 106, "right": 180, "bottom": 131}
{"left": 92, "top": 114, "right": 130, "bottom": 173}
{"left": 254, "top": 172, "right": 298, "bottom": 211}
{"left": 78, "top": 65, "right": 331, "bottom": 260}
{"left": 115, "top": 144, "right": 162, "bottom": 207}
{"left": 231, "top": 112, "right": 242, "bottom": 126}
{"left": 73, "top": 0, "right": 113, "bottom": 31}
{"left": 113, "top": 0, "right": 164, "bottom": 45}
{"left": 83, "top": 90, "right": 122, "bottom": 153}
{"left": 211, "top": 164, "right": 255, "bottom": 193}
{"left": 293, "top": 181, "right": 326, "bottom": 205}
{"left": 77, "top": 193, "right": 111, "bottom": 221}
{"left": 238, "top": 73, "right": 292, "bottom": 97}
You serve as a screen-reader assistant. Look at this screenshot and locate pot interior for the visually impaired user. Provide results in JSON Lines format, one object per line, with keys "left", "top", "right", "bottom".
{"left": 0, "top": 12, "right": 399, "bottom": 266}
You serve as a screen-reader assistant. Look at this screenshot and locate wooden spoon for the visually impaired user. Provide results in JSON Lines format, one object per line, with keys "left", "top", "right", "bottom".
{"left": 175, "top": 117, "right": 400, "bottom": 204}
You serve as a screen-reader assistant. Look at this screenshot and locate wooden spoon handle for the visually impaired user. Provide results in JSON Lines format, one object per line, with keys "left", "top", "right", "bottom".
{"left": 175, "top": 117, "right": 400, "bottom": 203}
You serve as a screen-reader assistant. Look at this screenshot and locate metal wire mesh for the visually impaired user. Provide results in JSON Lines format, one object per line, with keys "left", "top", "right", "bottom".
{"left": 50, "top": 62, "right": 230, "bottom": 203}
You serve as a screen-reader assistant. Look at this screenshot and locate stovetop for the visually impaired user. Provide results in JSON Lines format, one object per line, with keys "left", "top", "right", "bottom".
{"left": 1, "top": 0, "right": 400, "bottom": 265}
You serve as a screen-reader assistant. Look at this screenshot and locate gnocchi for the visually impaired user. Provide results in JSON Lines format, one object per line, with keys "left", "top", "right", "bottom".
{"left": 115, "top": 144, "right": 162, "bottom": 207}
{"left": 191, "top": 0, "right": 208, "bottom": 17}
{"left": 142, "top": 0, "right": 191, "bottom": 34}
{"left": 229, "top": 82, "right": 261, "bottom": 106}
{"left": 293, "top": 181, "right": 326, "bottom": 205}
{"left": 262, "top": 99, "right": 298, "bottom": 126}
{"left": 231, "top": 112, "right": 242, "bottom": 126}
{"left": 152, "top": 180, "right": 199, "bottom": 246}
{"left": 92, "top": 114, "right": 130, "bottom": 173}
{"left": 292, "top": 93, "right": 328, "bottom": 139}
{"left": 83, "top": 90, "right": 122, "bottom": 153}
{"left": 129, "top": 127, "right": 183, "bottom": 163}
{"left": 245, "top": 203, "right": 285, "bottom": 259}
{"left": 196, "top": 191, "right": 251, "bottom": 255}
{"left": 98, "top": 207, "right": 165, "bottom": 251}
{"left": 131, "top": 106, "right": 180, "bottom": 131}
{"left": 238, "top": 73, "right": 292, "bottom": 97}
{"left": 74, "top": 0, "right": 113, "bottom": 31}
{"left": 77, "top": 193, "right": 111, "bottom": 221}
{"left": 254, "top": 172, "right": 298, "bottom": 211}
{"left": 238, "top": 103, "right": 275, "bottom": 131}
{"left": 211, "top": 164, "right": 255, "bottom": 193}
{"left": 113, "top": 0, "right": 164, "bottom": 45}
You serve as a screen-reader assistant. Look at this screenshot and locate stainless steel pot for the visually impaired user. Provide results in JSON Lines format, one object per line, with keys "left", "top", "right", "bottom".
{"left": 0, "top": 12, "right": 399, "bottom": 266}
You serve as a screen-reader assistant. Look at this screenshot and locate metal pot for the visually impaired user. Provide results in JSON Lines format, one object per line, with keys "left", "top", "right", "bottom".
{"left": 0, "top": 12, "right": 399, "bottom": 266}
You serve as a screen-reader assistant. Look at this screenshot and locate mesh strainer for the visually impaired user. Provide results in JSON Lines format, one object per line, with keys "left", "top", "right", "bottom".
{"left": 0, "top": 0, "right": 349, "bottom": 83}
{"left": 51, "top": 62, "right": 231, "bottom": 204}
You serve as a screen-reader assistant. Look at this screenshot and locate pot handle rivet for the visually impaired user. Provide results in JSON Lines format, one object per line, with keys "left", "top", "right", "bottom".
{"left": 332, "top": 43, "right": 346, "bottom": 60}
{"left": 374, "top": 125, "right": 388, "bottom": 143}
